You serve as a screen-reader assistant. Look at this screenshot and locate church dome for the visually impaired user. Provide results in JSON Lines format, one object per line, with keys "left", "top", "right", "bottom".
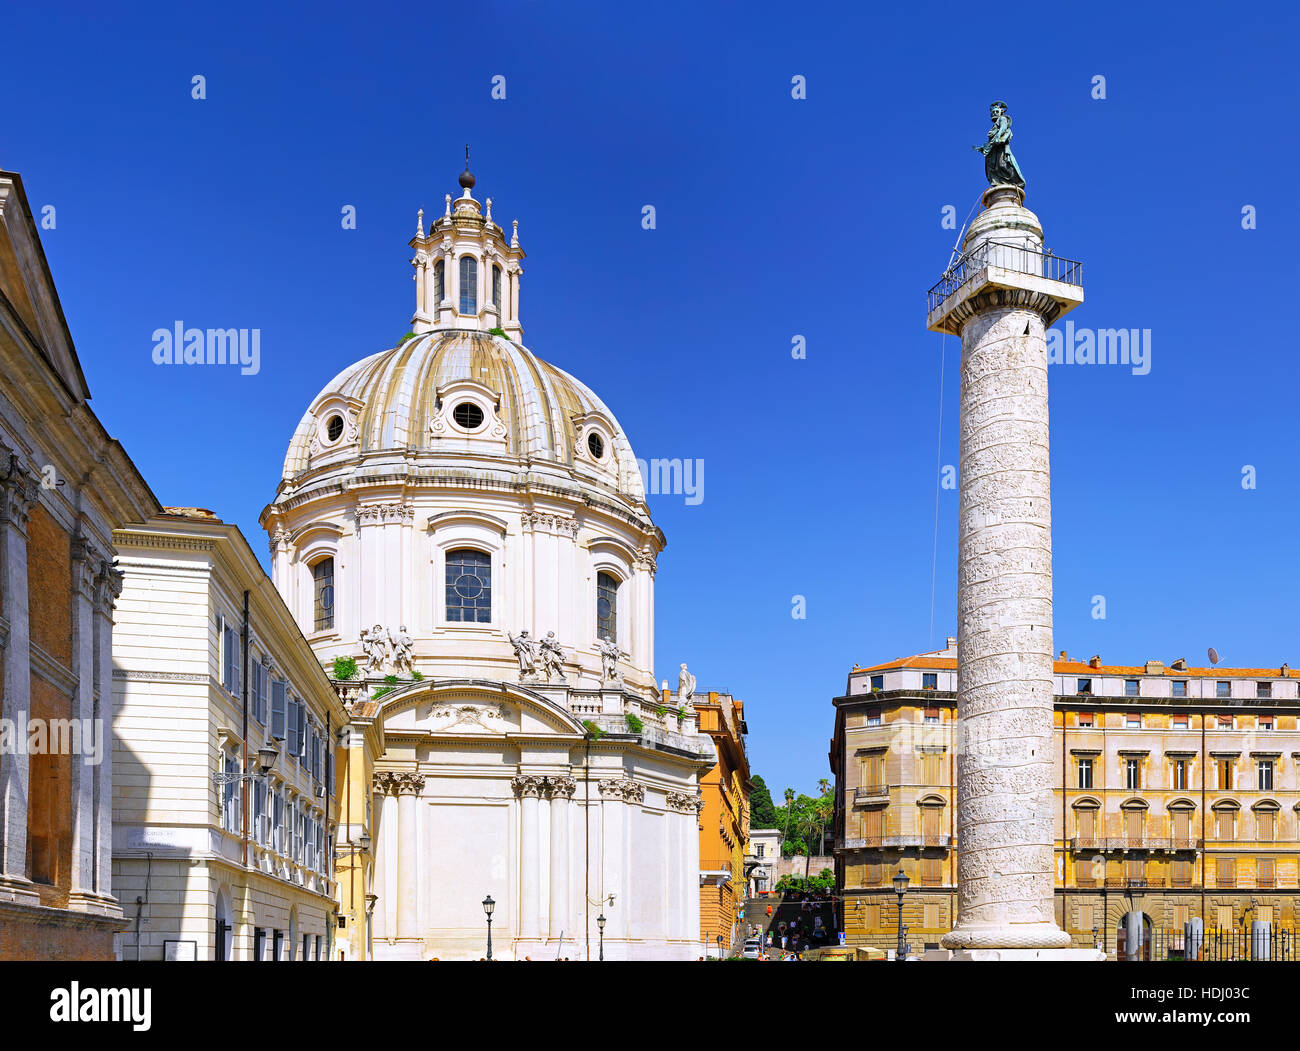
{"left": 280, "top": 329, "right": 646, "bottom": 504}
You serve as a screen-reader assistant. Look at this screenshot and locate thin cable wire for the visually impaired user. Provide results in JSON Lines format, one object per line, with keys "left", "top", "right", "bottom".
{"left": 928, "top": 328, "right": 946, "bottom": 648}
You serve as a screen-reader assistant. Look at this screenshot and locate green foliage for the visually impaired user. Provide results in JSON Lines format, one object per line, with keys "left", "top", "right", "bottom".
{"left": 397, "top": 332, "right": 417, "bottom": 345}
{"left": 656, "top": 705, "right": 666, "bottom": 717}
{"left": 771, "top": 783, "right": 835, "bottom": 857}
{"left": 488, "top": 327, "right": 511, "bottom": 340}
{"left": 383, "top": 674, "right": 399, "bottom": 686}
{"left": 332, "top": 656, "right": 358, "bottom": 681}
{"left": 749, "top": 775, "right": 779, "bottom": 829}
{"left": 774, "top": 868, "right": 835, "bottom": 896}
{"left": 371, "top": 686, "right": 394, "bottom": 700}
{"left": 582, "top": 720, "right": 605, "bottom": 739}
{"left": 624, "top": 713, "right": 644, "bottom": 734}
{"left": 411, "top": 670, "right": 424, "bottom": 681}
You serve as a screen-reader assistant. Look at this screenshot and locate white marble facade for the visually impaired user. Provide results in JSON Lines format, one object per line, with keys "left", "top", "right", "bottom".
{"left": 261, "top": 167, "right": 712, "bottom": 959}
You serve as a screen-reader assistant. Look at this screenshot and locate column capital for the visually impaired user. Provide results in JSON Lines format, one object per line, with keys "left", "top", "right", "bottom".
{"left": 598, "top": 777, "right": 643, "bottom": 803}
{"left": 354, "top": 503, "right": 415, "bottom": 527}
{"left": 0, "top": 455, "right": 40, "bottom": 532}
{"left": 93, "top": 561, "right": 123, "bottom": 617}
{"left": 394, "top": 772, "right": 425, "bottom": 795}
{"left": 666, "top": 790, "right": 701, "bottom": 813}
{"left": 548, "top": 775, "right": 578, "bottom": 799}
{"left": 512, "top": 774, "right": 546, "bottom": 798}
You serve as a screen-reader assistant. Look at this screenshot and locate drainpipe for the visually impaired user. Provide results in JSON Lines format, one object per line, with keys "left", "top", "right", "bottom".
{"left": 584, "top": 732, "right": 590, "bottom": 961}
{"left": 241, "top": 591, "right": 250, "bottom": 870}
{"left": 1201, "top": 709, "right": 1206, "bottom": 933}
{"left": 1061, "top": 698, "right": 1067, "bottom": 940}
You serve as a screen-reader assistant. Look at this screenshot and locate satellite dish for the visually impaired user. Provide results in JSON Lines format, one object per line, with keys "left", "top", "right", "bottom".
{"left": 1208, "top": 647, "right": 1221, "bottom": 667}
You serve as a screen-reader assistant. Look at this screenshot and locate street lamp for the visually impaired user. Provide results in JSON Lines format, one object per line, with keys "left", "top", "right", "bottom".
{"left": 482, "top": 895, "right": 495, "bottom": 960}
{"left": 596, "top": 913, "right": 606, "bottom": 961}
{"left": 716, "top": 934, "right": 723, "bottom": 959}
{"left": 893, "top": 869, "right": 909, "bottom": 962}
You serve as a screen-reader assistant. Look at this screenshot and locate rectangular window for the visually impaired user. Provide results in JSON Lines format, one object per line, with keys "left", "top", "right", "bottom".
{"left": 596, "top": 571, "right": 618, "bottom": 641}
{"left": 865, "top": 706, "right": 881, "bottom": 727}
{"left": 863, "top": 808, "right": 884, "bottom": 842}
{"left": 920, "top": 856, "right": 942, "bottom": 886}
{"left": 1258, "top": 714, "right": 1273, "bottom": 730}
{"left": 869, "top": 675, "right": 884, "bottom": 692}
{"left": 1077, "top": 711, "right": 1094, "bottom": 728}
{"left": 922, "top": 673, "right": 937, "bottom": 690}
{"left": 1124, "top": 856, "right": 1145, "bottom": 883}
{"left": 923, "top": 706, "right": 939, "bottom": 724}
{"left": 1174, "top": 905, "right": 1189, "bottom": 929}
{"left": 287, "top": 698, "right": 302, "bottom": 758}
{"left": 1173, "top": 859, "right": 1192, "bottom": 889}
{"left": 756, "top": 844, "right": 764, "bottom": 858}
{"left": 1219, "top": 760, "right": 1234, "bottom": 790}
{"left": 1216, "top": 858, "right": 1234, "bottom": 889}
{"left": 316, "top": 823, "right": 325, "bottom": 874}
{"left": 1258, "top": 760, "right": 1274, "bottom": 791}
{"left": 312, "top": 558, "right": 335, "bottom": 631}
{"left": 1078, "top": 904, "right": 1093, "bottom": 931}
{"left": 1075, "top": 808, "right": 1095, "bottom": 843}
{"left": 1125, "top": 679, "right": 1139, "bottom": 697}
{"left": 271, "top": 679, "right": 287, "bottom": 740}
{"left": 1125, "top": 712, "right": 1141, "bottom": 728}
{"left": 1256, "top": 810, "right": 1275, "bottom": 841}
{"left": 1216, "top": 904, "right": 1233, "bottom": 929}
{"left": 1173, "top": 759, "right": 1188, "bottom": 790}
{"left": 459, "top": 255, "right": 478, "bottom": 314}
{"left": 1076, "top": 678, "right": 1092, "bottom": 695}
{"left": 1256, "top": 681, "right": 1272, "bottom": 698}
{"left": 253, "top": 779, "right": 267, "bottom": 845}
{"left": 223, "top": 625, "right": 242, "bottom": 695}
{"left": 1125, "top": 757, "right": 1141, "bottom": 790}
{"left": 446, "top": 549, "right": 492, "bottom": 623}
{"left": 1125, "top": 809, "right": 1143, "bottom": 844}
{"left": 1077, "top": 758, "right": 1093, "bottom": 789}
{"left": 1257, "top": 857, "right": 1276, "bottom": 888}
{"left": 273, "top": 929, "right": 283, "bottom": 962}
{"left": 1173, "top": 712, "right": 1188, "bottom": 728}
{"left": 273, "top": 788, "right": 285, "bottom": 854}
{"left": 1216, "top": 809, "right": 1234, "bottom": 841}
{"left": 492, "top": 264, "right": 501, "bottom": 307}
{"left": 222, "top": 753, "right": 240, "bottom": 833}
{"left": 1216, "top": 680, "right": 1231, "bottom": 699}
{"left": 923, "top": 902, "right": 941, "bottom": 928}
{"left": 254, "top": 928, "right": 265, "bottom": 961}
{"left": 251, "top": 660, "right": 267, "bottom": 725}
{"left": 863, "top": 859, "right": 882, "bottom": 886}
{"left": 1216, "top": 713, "right": 1233, "bottom": 730}
{"left": 1172, "top": 680, "right": 1188, "bottom": 698}
{"left": 1172, "top": 809, "right": 1191, "bottom": 847}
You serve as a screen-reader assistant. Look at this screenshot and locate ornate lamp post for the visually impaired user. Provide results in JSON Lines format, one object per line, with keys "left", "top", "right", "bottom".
{"left": 482, "top": 895, "right": 495, "bottom": 960}
{"left": 893, "top": 869, "right": 909, "bottom": 962}
{"left": 596, "top": 913, "right": 606, "bottom": 961}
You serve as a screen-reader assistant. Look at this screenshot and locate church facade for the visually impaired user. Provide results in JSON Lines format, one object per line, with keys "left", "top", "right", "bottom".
{"left": 261, "top": 164, "right": 714, "bottom": 960}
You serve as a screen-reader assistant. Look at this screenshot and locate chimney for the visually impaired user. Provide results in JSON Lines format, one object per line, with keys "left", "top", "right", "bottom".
{"left": 1145, "top": 659, "right": 1164, "bottom": 675}
{"left": 1171, "top": 658, "right": 1187, "bottom": 671}
{"left": 1058, "top": 650, "right": 1068, "bottom": 661}
{"left": 1088, "top": 655, "right": 1102, "bottom": 669}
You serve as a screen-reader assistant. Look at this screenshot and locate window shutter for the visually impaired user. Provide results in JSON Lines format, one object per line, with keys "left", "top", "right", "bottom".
{"left": 271, "top": 680, "right": 287, "bottom": 740}
{"left": 296, "top": 702, "right": 306, "bottom": 758}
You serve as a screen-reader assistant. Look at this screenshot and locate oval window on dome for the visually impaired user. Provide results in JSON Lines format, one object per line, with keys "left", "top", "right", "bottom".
{"left": 452, "top": 402, "right": 484, "bottom": 430}
{"left": 325, "top": 414, "right": 345, "bottom": 443}
{"left": 587, "top": 432, "right": 605, "bottom": 460}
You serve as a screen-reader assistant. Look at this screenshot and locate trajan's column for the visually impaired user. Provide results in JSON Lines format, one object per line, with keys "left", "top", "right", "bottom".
{"left": 927, "top": 103, "right": 1096, "bottom": 960}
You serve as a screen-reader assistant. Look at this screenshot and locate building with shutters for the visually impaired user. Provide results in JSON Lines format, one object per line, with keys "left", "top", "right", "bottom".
{"left": 830, "top": 638, "right": 1300, "bottom": 960}
{"left": 256, "top": 162, "right": 715, "bottom": 960}
{"left": 110, "top": 509, "right": 346, "bottom": 960}
{"left": 0, "top": 168, "right": 160, "bottom": 961}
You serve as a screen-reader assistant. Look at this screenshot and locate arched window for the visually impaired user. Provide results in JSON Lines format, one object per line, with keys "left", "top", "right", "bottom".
{"left": 596, "top": 571, "right": 618, "bottom": 641}
{"left": 459, "top": 256, "right": 478, "bottom": 315}
{"left": 492, "top": 264, "right": 502, "bottom": 307}
{"left": 434, "top": 259, "right": 445, "bottom": 304}
{"left": 446, "top": 549, "right": 491, "bottom": 622}
{"left": 312, "top": 557, "right": 335, "bottom": 631}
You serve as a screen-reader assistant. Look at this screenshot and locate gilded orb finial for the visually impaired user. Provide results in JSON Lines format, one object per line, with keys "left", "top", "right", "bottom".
{"left": 459, "top": 144, "right": 476, "bottom": 191}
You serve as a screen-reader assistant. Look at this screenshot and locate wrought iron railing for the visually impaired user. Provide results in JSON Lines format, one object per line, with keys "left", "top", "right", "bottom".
{"left": 927, "top": 239, "right": 1083, "bottom": 313}
{"left": 854, "top": 785, "right": 889, "bottom": 801}
{"left": 1131, "top": 928, "right": 1299, "bottom": 962}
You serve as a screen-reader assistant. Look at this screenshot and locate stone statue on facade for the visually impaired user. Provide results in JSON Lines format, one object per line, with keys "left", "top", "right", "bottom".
{"left": 677, "top": 662, "right": 696, "bottom": 706}
{"left": 389, "top": 625, "right": 415, "bottom": 677}
{"left": 540, "top": 631, "right": 566, "bottom": 682}
{"left": 361, "top": 624, "right": 390, "bottom": 676}
{"left": 508, "top": 630, "right": 538, "bottom": 678}
{"left": 598, "top": 637, "right": 624, "bottom": 686}
{"left": 973, "top": 100, "right": 1026, "bottom": 189}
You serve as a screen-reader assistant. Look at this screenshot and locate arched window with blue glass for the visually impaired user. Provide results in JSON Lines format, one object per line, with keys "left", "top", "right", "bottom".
{"left": 446, "top": 548, "right": 491, "bottom": 622}
{"left": 312, "top": 557, "right": 335, "bottom": 631}
{"left": 596, "top": 571, "right": 618, "bottom": 641}
{"left": 492, "top": 264, "right": 502, "bottom": 308}
{"left": 459, "top": 256, "right": 478, "bottom": 315}
{"left": 434, "top": 258, "right": 445, "bottom": 305}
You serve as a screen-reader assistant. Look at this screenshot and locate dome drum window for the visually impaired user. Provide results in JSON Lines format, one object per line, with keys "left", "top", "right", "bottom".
{"left": 597, "top": 571, "right": 618, "bottom": 641}
{"left": 452, "top": 401, "right": 485, "bottom": 431}
{"left": 325, "top": 415, "right": 344, "bottom": 443}
{"left": 459, "top": 257, "right": 478, "bottom": 315}
{"left": 587, "top": 432, "right": 605, "bottom": 460}
{"left": 446, "top": 548, "right": 492, "bottom": 623}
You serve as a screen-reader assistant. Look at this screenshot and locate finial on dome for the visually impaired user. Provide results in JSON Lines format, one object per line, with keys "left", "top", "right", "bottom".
{"left": 416, "top": 207, "right": 424, "bottom": 238}
{"left": 459, "top": 144, "right": 476, "bottom": 192}
{"left": 485, "top": 197, "right": 493, "bottom": 224}
{"left": 511, "top": 219, "right": 519, "bottom": 248}
{"left": 445, "top": 193, "right": 452, "bottom": 217}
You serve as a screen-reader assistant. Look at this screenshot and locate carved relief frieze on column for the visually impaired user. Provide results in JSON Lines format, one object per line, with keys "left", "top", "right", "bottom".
{"left": 511, "top": 774, "right": 546, "bottom": 798}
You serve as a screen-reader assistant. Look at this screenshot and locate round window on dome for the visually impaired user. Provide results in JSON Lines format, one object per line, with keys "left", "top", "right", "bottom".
{"left": 452, "top": 402, "right": 484, "bottom": 430}
{"left": 325, "top": 414, "right": 345, "bottom": 443}
{"left": 587, "top": 432, "right": 605, "bottom": 460}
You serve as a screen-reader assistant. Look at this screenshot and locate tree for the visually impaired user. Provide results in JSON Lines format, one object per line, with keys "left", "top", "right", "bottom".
{"left": 749, "top": 775, "right": 779, "bottom": 830}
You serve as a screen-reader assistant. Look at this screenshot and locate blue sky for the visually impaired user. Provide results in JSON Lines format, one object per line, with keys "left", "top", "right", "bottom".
{"left": 4, "top": 0, "right": 1299, "bottom": 798}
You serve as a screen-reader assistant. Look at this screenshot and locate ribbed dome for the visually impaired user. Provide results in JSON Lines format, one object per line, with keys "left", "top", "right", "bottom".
{"left": 281, "top": 330, "right": 646, "bottom": 502}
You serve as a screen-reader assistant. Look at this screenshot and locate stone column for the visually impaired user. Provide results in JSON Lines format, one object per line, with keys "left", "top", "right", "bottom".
{"left": 91, "top": 559, "right": 122, "bottom": 907}
{"left": 394, "top": 772, "right": 422, "bottom": 941}
{"left": 513, "top": 775, "right": 544, "bottom": 942}
{"left": 928, "top": 184, "right": 1083, "bottom": 954}
{"left": 597, "top": 778, "right": 626, "bottom": 945}
{"left": 67, "top": 536, "right": 99, "bottom": 908}
{"left": 0, "top": 463, "right": 38, "bottom": 904}
{"left": 549, "top": 776, "right": 575, "bottom": 942}
{"left": 371, "top": 775, "right": 393, "bottom": 941}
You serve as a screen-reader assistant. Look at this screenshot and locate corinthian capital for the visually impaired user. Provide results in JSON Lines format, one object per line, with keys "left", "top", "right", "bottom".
{"left": 512, "top": 774, "right": 546, "bottom": 798}
{"left": 549, "top": 775, "right": 578, "bottom": 799}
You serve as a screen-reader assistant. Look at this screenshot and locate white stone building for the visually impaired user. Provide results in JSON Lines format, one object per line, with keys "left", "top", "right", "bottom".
{"left": 259, "top": 163, "right": 714, "bottom": 960}
{"left": 111, "top": 510, "right": 345, "bottom": 960}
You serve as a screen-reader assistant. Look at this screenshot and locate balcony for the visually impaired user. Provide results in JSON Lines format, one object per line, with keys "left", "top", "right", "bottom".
{"left": 1104, "top": 877, "right": 1162, "bottom": 889}
{"left": 1257, "top": 876, "right": 1277, "bottom": 890}
{"left": 1069, "top": 837, "right": 1202, "bottom": 853}
{"left": 926, "top": 239, "right": 1084, "bottom": 330}
{"left": 854, "top": 785, "right": 889, "bottom": 803}
{"left": 838, "top": 833, "right": 953, "bottom": 850}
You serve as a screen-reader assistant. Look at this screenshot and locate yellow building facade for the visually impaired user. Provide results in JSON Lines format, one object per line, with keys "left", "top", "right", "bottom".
{"left": 693, "top": 690, "right": 750, "bottom": 955}
{"left": 831, "top": 640, "right": 1300, "bottom": 960}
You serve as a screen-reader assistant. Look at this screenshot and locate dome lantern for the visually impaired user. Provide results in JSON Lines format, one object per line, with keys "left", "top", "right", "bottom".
{"left": 409, "top": 151, "right": 525, "bottom": 340}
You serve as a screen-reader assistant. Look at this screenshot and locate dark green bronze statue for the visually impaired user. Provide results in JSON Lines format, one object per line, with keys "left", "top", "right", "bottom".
{"left": 973, "top": 101, "right": 1026, "bottom": 189}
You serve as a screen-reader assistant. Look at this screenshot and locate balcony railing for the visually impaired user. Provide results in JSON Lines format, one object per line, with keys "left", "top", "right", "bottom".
{"left": 854, "top": 785, "right": 889, "bottom": 802}
{"left": 927, "top": 240, "right": 1083, "bottom": 314}
{"left": 1257, "top": 876, "right": 1277, "bottom": 889}
{"left": 1105, "top": 877, "right": 1160, "bottom": 889}
{"left": 1070, "top": 837, "right": 1202, "bottom": 853}
{"left": 839, "top": 833, "right": 953, "bottom": 850}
